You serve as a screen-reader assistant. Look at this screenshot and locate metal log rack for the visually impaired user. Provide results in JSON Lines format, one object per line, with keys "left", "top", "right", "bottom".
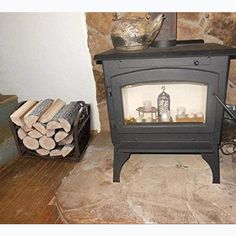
{"left": 9, "top": 101, "right": 91, "bottom": 162}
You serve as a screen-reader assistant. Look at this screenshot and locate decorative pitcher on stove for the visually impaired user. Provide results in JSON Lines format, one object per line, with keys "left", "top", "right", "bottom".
{"left": 111, "top": 13, "right": 165, "bottom": 51}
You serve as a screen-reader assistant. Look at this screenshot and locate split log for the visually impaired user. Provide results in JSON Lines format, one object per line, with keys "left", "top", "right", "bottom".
{"left": 45, "top": 129, "right": 55, "bottom": 137}
{"left": 39, "top": 98, "right": 65, "bottom": 123}
{"left": 28, "top": 129, "right": 43, "bottom": 139}
{"left": 49, "top": 148, "right": 62, "bottom": 157}
{"left": 46, "top": 104, "right": 68, "bottom": 129}
{"left": 36, "top": 148, "right": 50, "bottom": 156}
{"left": 10, "top": 100, "right": 37, "bottom": 126}
{"left": 46, "top": 120, "right": 62, "bottom": 130}
{"left": 21, "top": 124, "right": 33, "bottom": 133}
{"left": 39, "top": 136, "right": 56, "bottom": 150}
{"left": 24, "top": 99, "right": 53, "bottom": 128}
{"left": 58, "top": 102, "right": 81, "bottom": 132}
{"left": 58, "top": 134, "right": 74, "bottom": 145}
{"left": 23, "top": 102, "right": 41, "bottom": 128}
{"left": 54, "top": 130, "right": 69, "bottom": 143}
{"left": 61, "top": 144, "right": 74, "bottom": 157}
{"left": 33, "top": 122, "right": 46, "bottom": 135}
{"left": 17, "top": 128, "right": 27, "bottom": 140}
{"left": 23, "top": 136, "right": 39, "bottom": 150}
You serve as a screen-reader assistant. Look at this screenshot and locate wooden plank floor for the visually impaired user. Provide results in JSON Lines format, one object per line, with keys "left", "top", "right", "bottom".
{"left": 0, "top": 157, "right": 76, "bottom": 223}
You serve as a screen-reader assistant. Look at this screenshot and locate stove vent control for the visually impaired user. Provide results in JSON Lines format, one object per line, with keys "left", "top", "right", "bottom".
{"left": 193, "top": 56, "right": 211, "bottom": 66}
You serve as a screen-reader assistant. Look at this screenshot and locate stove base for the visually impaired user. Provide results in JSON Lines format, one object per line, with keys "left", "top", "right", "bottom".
{"left": 113, "top": 145, "right": 220, "bottom": 183}
{"left": 202, "top": 147, "right": 220, "bottom": 183}
{"left": 113, "top": 148, "right": 130, "bottom": 182}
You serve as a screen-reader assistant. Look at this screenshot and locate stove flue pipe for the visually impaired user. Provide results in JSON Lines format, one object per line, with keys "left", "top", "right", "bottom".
{"left": 150, "top": 12, "right": 177, "bottom": 48}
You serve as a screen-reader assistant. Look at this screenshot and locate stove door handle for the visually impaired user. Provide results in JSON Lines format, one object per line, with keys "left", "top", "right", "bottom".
{"left": 212, "top": 92, "right": 236, "bottom": 122}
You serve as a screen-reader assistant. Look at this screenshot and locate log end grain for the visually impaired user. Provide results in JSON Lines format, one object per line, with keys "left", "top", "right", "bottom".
{"left": 54, "top": 131, "right": 69, "bottom": 143}
{"left": 46, "top": 129, "right": 55, "bottom": 137}
{"left": 39, "top": 136, "right": 56, "bottom": 150}
{"left": 36, "top": 148, "right": 50, "bottom": 156}
{"left": 33, "top": 123, "right": 46, "bottom": 135}
{"left": 58, "top": 134, "right": 74, "bottom": 145}
{"left": 28, "top": 129, "right": 43, "bottom": 139}
{"left": 46, "top": 121, "right": 62, "bottom": 130}
{"left": 58, "top": 119, "right": 71, "bottom": 133}
{"left": 23, "top": 136, "right": 39, "bottom": 150}
{"left": 61, "top": 144, "right": 74, "bottom": 157}
{"left": 49, "top": 149, "right": 62, "bottom": 157}
{"left": 17, "top": 128, "right": 27, "bottom": 140}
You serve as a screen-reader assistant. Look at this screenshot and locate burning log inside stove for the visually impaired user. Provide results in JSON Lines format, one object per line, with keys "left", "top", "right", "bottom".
{"left": 10, "top": 99, "right": 83, "bottom": 157}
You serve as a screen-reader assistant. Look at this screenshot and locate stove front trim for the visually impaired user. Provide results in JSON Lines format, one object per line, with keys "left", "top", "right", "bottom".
{"left": 111, "top": 67, "right": 218, "bottom": 134}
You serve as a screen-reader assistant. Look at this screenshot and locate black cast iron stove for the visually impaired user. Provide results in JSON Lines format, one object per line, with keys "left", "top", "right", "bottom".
{"left": 95, "top": 41, "right": 236, "bottom": 183}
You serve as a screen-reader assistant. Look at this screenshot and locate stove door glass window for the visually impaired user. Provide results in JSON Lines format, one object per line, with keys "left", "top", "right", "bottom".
{"left": 122, "top": 82, "right": 207, "bottom": 125}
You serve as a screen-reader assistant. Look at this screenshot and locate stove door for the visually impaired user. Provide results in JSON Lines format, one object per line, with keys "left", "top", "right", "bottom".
{"left": 110, "top": 68, "right": 219, "bottom": 133}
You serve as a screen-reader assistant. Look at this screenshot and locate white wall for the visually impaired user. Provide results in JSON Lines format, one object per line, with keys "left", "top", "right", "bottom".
{"left": 0, "top": 13, "right": 100, "bottom": 131}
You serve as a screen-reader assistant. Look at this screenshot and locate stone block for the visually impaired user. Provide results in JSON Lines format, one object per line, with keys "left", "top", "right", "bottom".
{"left": 202, "top": 34, "right": 223, "bottom": 44}
{"left": 226, "top": 84, "right": 236, "bottom": 105}
{"left": 205, "top": 13, "right": 236, "bottom": 46}
{"left": 229, "top": 60, "right": 236, "bottom": 84}
{"left": 178, "top": 13, "right": 202, "bottom": 22}
{"left": 86, "top": 13, "right": 113, "bottom": 35}
{"left": 97, "top": 100, "right": 110, "bottom": 131}
{"left": 177, "top": 20, "right": 204, "bottom": 40}
{"left": 122, "top": 12, "right": 147, "bottom": 19}
{"left": 87, "top": 30, "right": 112, "bottom": 56}
{"left": 226, "top": 60, "right": 236, "bottom": 104}
{"left": 93, "top": 69, "right": 105, "bottom": 103}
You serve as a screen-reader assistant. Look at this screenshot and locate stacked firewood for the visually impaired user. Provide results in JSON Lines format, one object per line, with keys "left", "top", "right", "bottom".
{"left": 10, "top": 99, "right": 82, "bottom": 157}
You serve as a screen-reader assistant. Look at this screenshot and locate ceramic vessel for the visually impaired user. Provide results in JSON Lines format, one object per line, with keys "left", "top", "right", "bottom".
{"left": 111, "top": 13, "right": 165, "bottom": 51}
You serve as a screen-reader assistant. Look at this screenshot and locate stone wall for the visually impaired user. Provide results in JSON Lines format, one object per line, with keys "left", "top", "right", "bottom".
{"left": 86, "top": 13, "right": 236, "bottom": 131}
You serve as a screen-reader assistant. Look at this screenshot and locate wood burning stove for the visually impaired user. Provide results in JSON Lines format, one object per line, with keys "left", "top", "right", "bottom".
{"left": 95, "top": 42, "right": 236, "bottom": 183}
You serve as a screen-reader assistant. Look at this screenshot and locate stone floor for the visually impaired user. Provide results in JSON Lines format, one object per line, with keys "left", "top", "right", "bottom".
{"left": 55, "top": 132, "right": 236, "bottom": 224}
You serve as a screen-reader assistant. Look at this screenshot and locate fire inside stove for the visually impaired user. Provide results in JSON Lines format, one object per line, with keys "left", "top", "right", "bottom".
{"left": 122, "top": 82, "right": 207, "bottom": 125}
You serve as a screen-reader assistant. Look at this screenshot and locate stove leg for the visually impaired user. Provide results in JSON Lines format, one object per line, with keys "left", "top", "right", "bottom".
{"left": 202, "top": 147, "right": 220, "bottom": 184}
{"left": 113, "top": 149, "right": 130, "bottom": 182}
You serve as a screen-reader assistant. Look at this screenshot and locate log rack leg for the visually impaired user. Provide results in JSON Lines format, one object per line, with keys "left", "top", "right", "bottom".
{"left": 113, "top": 148, "right": 130, "bottom": 182}
{"left": 202, "top": 146, "right": 220, "bottom": 184}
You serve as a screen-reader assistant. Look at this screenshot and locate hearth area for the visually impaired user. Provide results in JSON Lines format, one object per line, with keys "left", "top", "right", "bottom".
{"left": 95, "top": 42, "right": 236, "bottom": 183}
{"left": 55, "top": 132, "right": 236, "bottom": 224}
